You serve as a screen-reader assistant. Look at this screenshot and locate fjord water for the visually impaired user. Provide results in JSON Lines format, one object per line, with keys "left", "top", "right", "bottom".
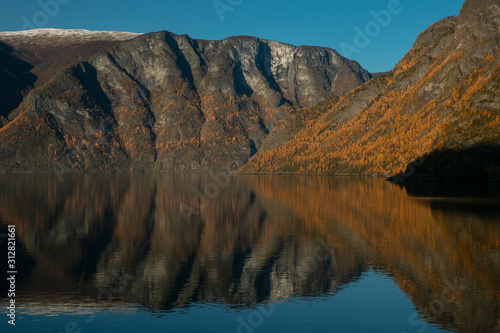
{"left": 0, "top": 174, "right": 498, "bottom": 333}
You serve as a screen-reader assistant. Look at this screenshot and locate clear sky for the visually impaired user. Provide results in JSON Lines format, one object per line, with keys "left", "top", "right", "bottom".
{"left": 0, "top": 0, "right": 465, "bottom": 73}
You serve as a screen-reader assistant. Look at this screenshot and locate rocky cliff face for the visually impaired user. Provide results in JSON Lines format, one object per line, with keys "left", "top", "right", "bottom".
{"left": 0, "top": 29, "right": 370, "bottom": 172}
{"left": 241, "top": 0, "right": 500, "bottom": 181}
{"left": 2, "top": 0, "right": 496, "bottom": 178}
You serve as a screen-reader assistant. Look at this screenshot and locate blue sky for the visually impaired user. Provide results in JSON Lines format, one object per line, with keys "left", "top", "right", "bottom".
{"left": 0, "top": 0, "right": 465, "bottom": 72}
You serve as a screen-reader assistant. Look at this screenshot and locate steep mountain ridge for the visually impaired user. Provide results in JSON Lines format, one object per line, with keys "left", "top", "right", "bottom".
{"left": 1, "top": 0, "right": 498, "bottom": 178}
{"left": 0, "top": 29, "right": 370, "bottom": 172}
{"left": 241, "top": 0, "right": 500, "bottom": 181}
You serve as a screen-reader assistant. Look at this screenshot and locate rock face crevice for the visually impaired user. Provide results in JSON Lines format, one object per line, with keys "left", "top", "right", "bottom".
{"left": 0, "top": 29, "right": 371, "bottom": 171}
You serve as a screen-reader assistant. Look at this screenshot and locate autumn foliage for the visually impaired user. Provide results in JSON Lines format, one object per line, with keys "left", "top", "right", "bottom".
{"left": 241, "top": 43, "right": 500, "bottom": 177}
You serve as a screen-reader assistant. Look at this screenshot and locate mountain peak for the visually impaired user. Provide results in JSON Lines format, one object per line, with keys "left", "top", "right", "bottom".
{"left": 458, "top": 0, "right": 500, "bottom": 41}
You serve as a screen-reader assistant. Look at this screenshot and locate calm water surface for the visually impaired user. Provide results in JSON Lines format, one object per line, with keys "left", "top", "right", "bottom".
{"left": 0, "top": 174, "right": 498, "bottom": 333}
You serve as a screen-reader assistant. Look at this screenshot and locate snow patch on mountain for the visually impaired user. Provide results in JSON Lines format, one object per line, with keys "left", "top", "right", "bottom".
{"left": 0, "top": 28, "right": 142, "bottom": 43}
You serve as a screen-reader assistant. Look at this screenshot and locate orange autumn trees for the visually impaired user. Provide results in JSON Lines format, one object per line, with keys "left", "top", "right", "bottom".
{"left": 240, "top": 25, "right": 500, "bottom": 177}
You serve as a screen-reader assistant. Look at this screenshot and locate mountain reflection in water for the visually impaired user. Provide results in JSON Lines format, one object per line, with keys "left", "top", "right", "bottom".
{"left": 0, "top": 174, "right": 498, "bottom": 332}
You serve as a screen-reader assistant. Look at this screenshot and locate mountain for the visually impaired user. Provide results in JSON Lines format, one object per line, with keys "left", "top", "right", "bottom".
{"left": 241, "top": 0, "right": 500, "bottom": 181}
{"left": 1, "top": 0, "right": 498, "bottom": 179}
{"left": 0, "top": 28, "right": 371, "bottom": 172}
{"left": 0, "top": 29, "right": 140, "bottom": 118}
